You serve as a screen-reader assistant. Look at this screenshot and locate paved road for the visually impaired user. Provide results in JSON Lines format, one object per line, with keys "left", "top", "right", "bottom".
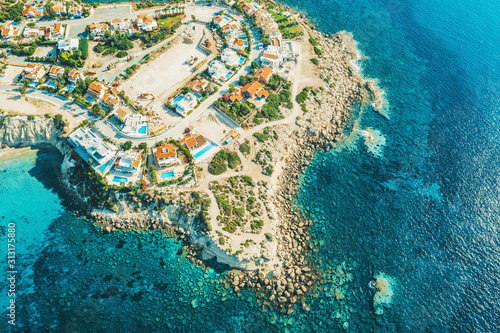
{"left": 1, "top": 4, "right": 265, "bottom": 147}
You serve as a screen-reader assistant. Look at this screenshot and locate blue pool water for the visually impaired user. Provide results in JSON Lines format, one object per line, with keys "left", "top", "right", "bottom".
{"left": 238, "top": 57, "right": 244, "bottom": 65}
{"left": 243, "top": 40, "right": 248, "bottom": 47}
{"left": 29, "top": 81, "right": 38, "bottom": 87}
{"left": 48, "top": 81, "right": 57, "bottom": 88}
{"left": 193, "top": 92, "right": 202, "bottom": 99}
{"left": 225, "top": 71, "right": 233, "bottom": 79}
{"left": 2, "top": 0, "right": 500, "bottom": 331}
{"left": 112, "top": 176, "right": 127, "bottom": 183}
{"left": 193, "top": 143, "right": 216, "bottom": 160}
{"left": 160, "top": 171, "right": 174, "bottom": 179}
{"left": 98, "top": 159, "right": 113, "bottom": 173}
{"left": 67, "top": 85, "right": 75, "bottom": 92}
{"left": 85, "top": 96, "right": 94, "bottom": 103}
{"left": 238, "top": 34, "right": 246, "bottom": 38}
{"left": 137, "top": 125, "right": 147, "bottom": 135}
{"left": 172, "top": 94, "right": 184, "bottom": 106}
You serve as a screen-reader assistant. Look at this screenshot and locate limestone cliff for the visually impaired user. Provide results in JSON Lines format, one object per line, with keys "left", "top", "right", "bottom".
{"left": 0, "top": 115, "right": 60, "bottom": 148}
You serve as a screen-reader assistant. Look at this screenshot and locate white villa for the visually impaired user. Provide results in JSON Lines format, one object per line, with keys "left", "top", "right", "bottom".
{"left": 58, "top": 38, "right": 79, "bottom": 52}
{"left": 0, "top": 25, "right": 19, "bottom": 39}
{"left": 113, "top": 106, "right": 131, "bottom": 123}
{"left": 67, "top": 69, "right": 83, "bottom": 84}
{"left": 52, "top": 3, "right": 67, "bottom": 16}
{"left": 213, "top": 15, "right": 231, "bottom": 28}
{"left": 113, "top": 151, "right": 142, "bottom": 176}
{"left": 68, "top": 5, "right": 84, "bottom": 18}
{"left": 121, "top": 113, "right": 149, "bottom": 137}
{"left": 89, "top": 23, "right": 109, "bottom": 37}
{"left": 221, "top": 48, "right": 241, "bottom": 67}
{"left": 155, "top": 143, "right": 178, "bottom": 167}
{"left": 111, "top": 19, "right": 131, "bottom": 34}
{"left": 48, "top": 65, "right": 65, "bottom": 79}
{"left": 68, "top": 128, "right": 116, "bottom": 165}
{"left": 135, "top": 14, "right": 157, "bottom": 31}
{"left": 23, "top": 28, "right": 41, "bottom": 39}
{"left": 230, "top": 37, "right": 246, "bottom": 51}
{"left": 208, "top": 60, "right": 230, "bottom": 81}
{"left": 176, "top": 93, "right": 198, "bottom": 115}
{"left": 22, "top": 63, "right": 45, "bottom": 81}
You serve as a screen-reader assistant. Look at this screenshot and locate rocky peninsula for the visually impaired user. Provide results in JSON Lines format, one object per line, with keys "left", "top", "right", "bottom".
{"left": 0, "top": 3, "right": 384, "bottom": 316}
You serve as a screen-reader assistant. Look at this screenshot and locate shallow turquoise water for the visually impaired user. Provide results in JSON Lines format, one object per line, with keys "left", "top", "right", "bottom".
{"left": 2, "top": 0, "right": 500, "bottom": 331}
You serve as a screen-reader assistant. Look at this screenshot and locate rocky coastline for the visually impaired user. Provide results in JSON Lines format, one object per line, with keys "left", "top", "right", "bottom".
{"left": 0, "top": 24, "right": 383, "bottom": 315}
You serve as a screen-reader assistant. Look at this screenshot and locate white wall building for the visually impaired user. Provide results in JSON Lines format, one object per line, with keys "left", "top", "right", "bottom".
{"left": 58, "top": 38, "right": 79, "bottom": 52}
{"left": 176, "top": 93, "right": 198, "bottom": 115}
{"left": 208, "top": 60, "right": 230, "bottom": 81}
{"left": 68, "top": 128, "right": 116, "bottom": 165}
{"left": 221, "top": 48, "right": 241, "bottom": 67}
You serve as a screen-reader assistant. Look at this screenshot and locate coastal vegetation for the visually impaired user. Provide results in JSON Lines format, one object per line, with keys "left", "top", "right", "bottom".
{"left": 208, "top": 150, "right": 242, "bottom": 175}
{"left": 210, "top": 176, "right": 269, "bottom": 234}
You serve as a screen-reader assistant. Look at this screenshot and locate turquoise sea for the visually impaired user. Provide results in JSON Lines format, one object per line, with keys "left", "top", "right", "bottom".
{"left": 2, "top": 0, "right": 500, "bottom": 331}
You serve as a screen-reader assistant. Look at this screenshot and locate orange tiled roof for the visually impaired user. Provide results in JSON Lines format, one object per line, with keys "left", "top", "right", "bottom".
{"left": 254, "top": 66, "right": 273, "bottom": 81}
{"left": 156, "top": 143, "right": 176, "bottom": 159}
{"left": 242, "top": 81, "right": 263, "bottom": 95}
{"left": 88, "top": 81, "right": 107, "bottom": 94}
{"left": 137, "top": 14, "right": 153, "bottom": 23}
{"left": 132, "top": 154, "right": 142, "bottom": 167}
{"left": 262, "top": 52, "right": 279, "bottom": 59}
{"left": 51, "top": 23, "right": 62, "bottom": 33}
{"left": 114, "top": 107, "right": 130, "bottom": 121}
{"left": 49, "top": 65, "right": 64, "bottom": 75}
{"left": 233, "top": 38, "right": 244, "bottom": 47}
{"left": 228, "top": 88, "right": 245, "bottom": 103}
{"left": 68, "top": 69, "right": 81, "bottom": 79}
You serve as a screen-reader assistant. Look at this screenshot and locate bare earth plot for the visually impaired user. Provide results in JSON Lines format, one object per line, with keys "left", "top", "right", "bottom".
{"left": 120, "top": 24, "right": 208, "bottom": 101}
{"left": 191, "top": 108, "right": 239, "bottom": 144}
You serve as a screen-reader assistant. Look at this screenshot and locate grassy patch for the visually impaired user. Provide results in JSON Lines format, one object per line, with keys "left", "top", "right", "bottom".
{"left": 157, "top": 15, "right": 183, "bottom": 31}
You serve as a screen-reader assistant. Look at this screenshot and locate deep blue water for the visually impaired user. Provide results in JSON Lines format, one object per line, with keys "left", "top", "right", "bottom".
{"left": 1, "top": 0, "right": 500, "bottom": 331}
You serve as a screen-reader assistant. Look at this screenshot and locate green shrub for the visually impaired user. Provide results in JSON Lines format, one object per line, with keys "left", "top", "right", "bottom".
{"left": 53, "top": 114, "right": 63, "bottom": 128}
{"left": 314, "top": 47, "right": 323, "bottom": 56}
{"left": 265, "top": 233, "right": 273, "bottom": 241}
{"left": 296, "top": 89, "right": 309, "bottom": 104}
{"left": 219, "top": 237, "right": 225, "bottom": 245}
{"left": 208, "top": 151, "right": 228, "bottom": 175}
{"left": 309, "top": 37, "right": 319, "bottom": 46}
{"left": 253, "top": 132, "right": 268, "bottom": 142}
{"left": 239, "top": 142, "right": 250, "bottom": 155}
{"left": 227, "top": 152, "right": 241, "bottom": 169}
{"left": 116, "top": 50, "right": 128, "bottom": 58}
{"left": 310, "top": 58, "right": 319, "bottom": 65}
{"left": 27, "top": 115, "right": 35, "bottom": 121}
{"left": 122, "top": 141, "right": 133, "bottom": 150}
{"left": 235, "top": 207, "right": 245, "bottom": 218}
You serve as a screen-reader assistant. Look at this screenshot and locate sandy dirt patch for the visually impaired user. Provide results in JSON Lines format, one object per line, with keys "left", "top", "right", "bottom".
{"left": 120, "top": 24, "right": 208, "bottom": 101}
{"left": 0, "top": 66, "right": 23, "bottom": 84}
{"left": 191, "top": 108, "right": 238, "bottom": 144}
{"left": 0, "top": 93, "right": 83, "bottom": 129}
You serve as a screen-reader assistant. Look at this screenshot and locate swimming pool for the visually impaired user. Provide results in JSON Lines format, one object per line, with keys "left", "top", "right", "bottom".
{"left": 172, "top": 95, "right": 184, "bottom": 106}
{"left": 160, "top": 171, "right": 175, "bottom": 179}
{"left": 29, "top": 82, "right": 38, "bottom": 87}
{"left": 113, "top": 176, "right": 128, "bottom": 183}
{"left": 238, "top": 57, "right": 245, "bottom": 65}
{"left": 225, "top": 71, "right": 234, "bottom": 79}
{"left": 67, "top": 85, "right": 75, "bottom": 92}
{"left": 238, "top": 34, "right": 247, "bottom": 39}
{"left": 48, "top": 81, "right": 57, "bottom": 88}
{"left": 138, "top": 125, "right": 147, "bottom": 135}
{"left": 98, "top": 159, "right": 113, "bottom": 173}
{"left": 194, "top": 93, "right": 202, "bottom": 99}
{"left": 243, "top": 40, "right": 248, "bottom": 47}
{"left": 194, "top": 143, "right": 216, "bottom": 160}
{"left": 85, "top": 96, "right": 94, "bottom": 103}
